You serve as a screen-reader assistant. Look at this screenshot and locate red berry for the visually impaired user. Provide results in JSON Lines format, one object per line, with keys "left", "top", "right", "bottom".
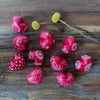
{"left": 13, "top": 35, "right": 29, "bottom": 52}
{"left": 75, "top": 55, "right": 92, "bottom": 71}
{"left": 40, "top": 31, "right": 55, "bottom": 50}
{"left": 27, "top": 67, "right": 43, "bottom": 84}
{"left": 57, "top": 72, "right": 75, "bottom": 86}
{"left": 29, "top": 50, "right": 44, "bottom": 66}
{"left": 50, "top": 55, "right": 68, "bottom": 71}
{"left": 62, "top": 36, "right": 77, "bottom": 54}
{"left": 12, "top": 16, "right": 28, "bottom": 33}
{"left": 8, "top": 54, "right": 25, "bottom": 71}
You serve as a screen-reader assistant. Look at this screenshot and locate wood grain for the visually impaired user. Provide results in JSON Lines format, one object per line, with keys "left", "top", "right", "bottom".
{"left": 0, "top": 0, "right": 100, "bottom": 100}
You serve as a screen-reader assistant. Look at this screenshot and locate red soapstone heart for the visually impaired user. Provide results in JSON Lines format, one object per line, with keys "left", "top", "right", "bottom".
{"left": 57, "top": 72, "right": 75, "bottom": 86}
{"left": 75, "top": 55, "right": 92, "bottom": 71}
{"left": 8, "top": 54, "right": 25, "bottom": 71}
{"left": 62, "top": 36, "right": 77, "bottom": 54}
{"left": 12, "top": 16, "right": 28, "bottom": 33}
{"left": 50, "top": 55, "right": 68, "bottom": 71}
{"left": 27, "top": 67, "right": 43, "bottom": 84}
{"left": 13, "top": 35, "right": 29, "bottom": 52}
{"left": 29, "top": 50, "right": 44, "bottom": 66}
{"left": 40, "top": 31, "right": 55, "bottom": 50}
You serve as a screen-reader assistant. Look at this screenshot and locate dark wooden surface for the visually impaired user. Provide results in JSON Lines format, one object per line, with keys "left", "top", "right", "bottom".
{"left": 0, "top": 0, "right": 100, "bottom": 100}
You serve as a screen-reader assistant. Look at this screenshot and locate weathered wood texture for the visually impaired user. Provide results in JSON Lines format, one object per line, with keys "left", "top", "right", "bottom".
{"left": 0, "top": 0, "right": 100, "bottom": 100}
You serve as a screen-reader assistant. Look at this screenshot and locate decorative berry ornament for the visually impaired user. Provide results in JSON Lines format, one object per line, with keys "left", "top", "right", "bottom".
{"left": 8, "top": 54, "right": 25, "bottom": 71}
{"left": 57, "top": 72, "right": 75, "bottom": 86}
{"left": 50, "top": 55, "right": 68, "bottom": 71}
{"left": 12, "top": 16, "right": 28, "bottom": 33}
{"left": 62, "top": 36, "right": 77, "bottom": 54}
{"left": 40, "top": 31, "right": 55, "bottom": 50}
{"left": 13, "top": 35, "right": 29, "bottom": 52}
{"left": 32, "top": 21, "right": 40, "bottom": 30}
{"left": 29, "top": 50, "right": 44, "bottom": 66}
{"left": 75, "top": 55, "right": 92, "bottom": 71}
{"left": 27, "top": 67, "right": 43, "bottom": 84}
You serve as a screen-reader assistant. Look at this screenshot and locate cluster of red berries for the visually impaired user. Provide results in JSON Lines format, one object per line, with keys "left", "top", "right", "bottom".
{"left": 8, "top": 16, "right": 92, "bottom": 86}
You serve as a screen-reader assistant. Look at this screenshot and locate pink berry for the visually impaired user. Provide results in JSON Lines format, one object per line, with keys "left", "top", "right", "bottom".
{"left": 57, "top": 72, "right": 75, "bottom": 86}
{"left": 8, "top": 54, "right": 25, "bottom": 71}
{"left": 13, "top": 35, "right": 29, "bottom": 52}
{"left": 50, "top": 55, "right": 68, "bottom": 71}
{"left": 29, "top": 50, "right": 44, "bottom": 66}
{"left": 40, "top": 31, "right": 55, "bottom": 50}
{"left": 12, "top": 16, "right": 28, "bottom": 33}
{"left": 27, "top": 67, "right": 43, "bottom": 84}
{"left": 61, "top": 36, "right": 77, "bottom": 54}
{"left": 75, "top": 55, "right": 92, "bottom": 71}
